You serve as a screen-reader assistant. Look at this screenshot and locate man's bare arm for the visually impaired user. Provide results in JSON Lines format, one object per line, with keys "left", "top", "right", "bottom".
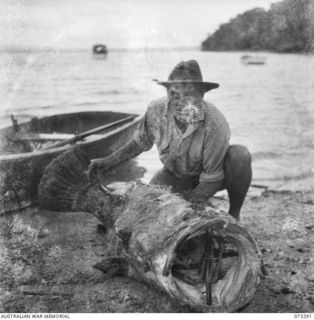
{"left": 88, "top": 139, "right": 144, "bottom": 178}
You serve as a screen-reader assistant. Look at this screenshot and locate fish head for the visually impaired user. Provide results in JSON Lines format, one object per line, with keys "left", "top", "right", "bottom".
{"left": 107, "top": 182, "right": 262, "bottom": 312}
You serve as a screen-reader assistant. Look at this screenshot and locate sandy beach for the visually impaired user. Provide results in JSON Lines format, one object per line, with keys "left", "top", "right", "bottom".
{"left": 0, "top": 168, "right": 313, "bottom": 313}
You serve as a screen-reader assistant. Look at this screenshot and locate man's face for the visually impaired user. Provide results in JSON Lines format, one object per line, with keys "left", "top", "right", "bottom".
{"left": 168, "top": 83, "right": 204, "bottom": 124}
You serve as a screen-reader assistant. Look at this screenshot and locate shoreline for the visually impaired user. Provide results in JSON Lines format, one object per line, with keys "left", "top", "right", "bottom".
{"left": 216, "top": 177, "right": 314, "bottom": 201}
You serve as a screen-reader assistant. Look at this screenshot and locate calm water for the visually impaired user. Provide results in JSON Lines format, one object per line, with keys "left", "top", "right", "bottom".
{"left": 0, "top": 49, "right": 313, "bottom": 187}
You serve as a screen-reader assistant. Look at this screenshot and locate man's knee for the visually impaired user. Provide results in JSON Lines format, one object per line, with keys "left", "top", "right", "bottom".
{"left": 223, "top": 144, "right": 252, "bottom": 188}
{"left": 223, "top": 145, "right": 252, "bottom": 220}
{"left": 224, "top": 144, "right": 252, "bottom": 169}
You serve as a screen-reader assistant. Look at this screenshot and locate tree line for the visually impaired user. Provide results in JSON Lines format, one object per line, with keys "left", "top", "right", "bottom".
{"left": 201, "top": 0, "right": 313, "bottom": 53}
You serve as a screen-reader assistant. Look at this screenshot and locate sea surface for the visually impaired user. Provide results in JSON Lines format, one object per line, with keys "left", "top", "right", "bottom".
{"left": 0, "top": 48, "right": 313, "bottom": 189}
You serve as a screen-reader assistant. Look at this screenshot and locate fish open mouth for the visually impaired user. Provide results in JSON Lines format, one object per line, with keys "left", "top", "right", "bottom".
{"left": 162, "top": 219, "right": 262, "bottom": 311}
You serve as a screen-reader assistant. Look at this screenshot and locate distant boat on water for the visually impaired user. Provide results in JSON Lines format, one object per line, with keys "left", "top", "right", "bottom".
{"left": 241, "top": 55, "right": 266, "bottom": 65}
{"left": 92, "top": 44, "right": 108, "bottom": 58}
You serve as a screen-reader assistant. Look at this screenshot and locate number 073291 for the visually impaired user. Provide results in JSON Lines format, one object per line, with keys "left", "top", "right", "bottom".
{"left": 294, "top": 314, "right": 312, "bottom": 319}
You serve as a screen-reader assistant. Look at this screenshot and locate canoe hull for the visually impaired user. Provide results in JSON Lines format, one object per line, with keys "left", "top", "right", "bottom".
{"left": 0, "top": 111, "right": 140, "bottom": 214}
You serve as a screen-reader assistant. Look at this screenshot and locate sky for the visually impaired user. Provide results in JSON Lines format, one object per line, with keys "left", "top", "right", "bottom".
{"left": 0, "top": 0, "right": 279, "bottom": 50}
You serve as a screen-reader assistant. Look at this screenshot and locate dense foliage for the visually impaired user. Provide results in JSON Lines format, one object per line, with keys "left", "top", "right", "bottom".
{"left": 201, "top": 0, "right": 314, "bottom": 52}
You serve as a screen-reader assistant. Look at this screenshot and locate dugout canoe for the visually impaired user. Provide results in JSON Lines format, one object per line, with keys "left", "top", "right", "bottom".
{"left": 0, "top": 111, "right": 140, "bottom": 214}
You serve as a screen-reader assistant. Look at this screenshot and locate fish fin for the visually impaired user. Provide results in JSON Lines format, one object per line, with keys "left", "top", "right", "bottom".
{"left": 93, "top": 256, "right": 129, "bottom": 276}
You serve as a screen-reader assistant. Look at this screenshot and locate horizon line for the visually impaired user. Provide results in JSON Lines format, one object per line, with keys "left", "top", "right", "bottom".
{"left": 0, "top": 45, "right": 201, "bottom": 54}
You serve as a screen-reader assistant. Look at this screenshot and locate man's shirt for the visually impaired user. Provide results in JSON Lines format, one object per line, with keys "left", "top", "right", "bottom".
{"left": 133, "top": 97, "right": 231, "bottom": 183}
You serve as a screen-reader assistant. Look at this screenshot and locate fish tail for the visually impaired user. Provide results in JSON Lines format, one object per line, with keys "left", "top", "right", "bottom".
{"left": 38, "top": 147, "right": 114, "bottom": 226}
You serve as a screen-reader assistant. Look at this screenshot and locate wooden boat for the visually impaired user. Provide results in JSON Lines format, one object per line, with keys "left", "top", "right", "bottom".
{"left": 241, "top": 55, "right": 266, "bottom": 65}
{"left": 0, "top": 111, "right": 140, "bottom": 214}
{"left": 92, "top": 44, "right": 108, "bottom": 58}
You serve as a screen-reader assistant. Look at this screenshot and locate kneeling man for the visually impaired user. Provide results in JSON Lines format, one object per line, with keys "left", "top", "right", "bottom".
{"left": 88, "top": 60, "right": 252, "bottom": 221}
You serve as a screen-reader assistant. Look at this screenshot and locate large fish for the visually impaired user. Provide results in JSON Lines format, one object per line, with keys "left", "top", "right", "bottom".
{"left": 38, "top": 148, "right": 263, "bottom": 312}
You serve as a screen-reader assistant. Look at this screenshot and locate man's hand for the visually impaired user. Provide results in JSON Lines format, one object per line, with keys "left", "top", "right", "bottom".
{"left": 182, "top": 190, "right": 208, "bottom": 203}
{"left": 87, "top": 158, "right": 111, "bottom": 181}
{"left": 194, "top": 181, "right": 223, "bottom": 198}
{"left": 183, "top": 181, "right": 223, "bottom": 203}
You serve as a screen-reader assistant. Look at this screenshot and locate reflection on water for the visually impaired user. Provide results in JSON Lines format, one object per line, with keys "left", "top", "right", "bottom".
{"left": 0, "top": 49, "right": 313, "bottom": 188}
